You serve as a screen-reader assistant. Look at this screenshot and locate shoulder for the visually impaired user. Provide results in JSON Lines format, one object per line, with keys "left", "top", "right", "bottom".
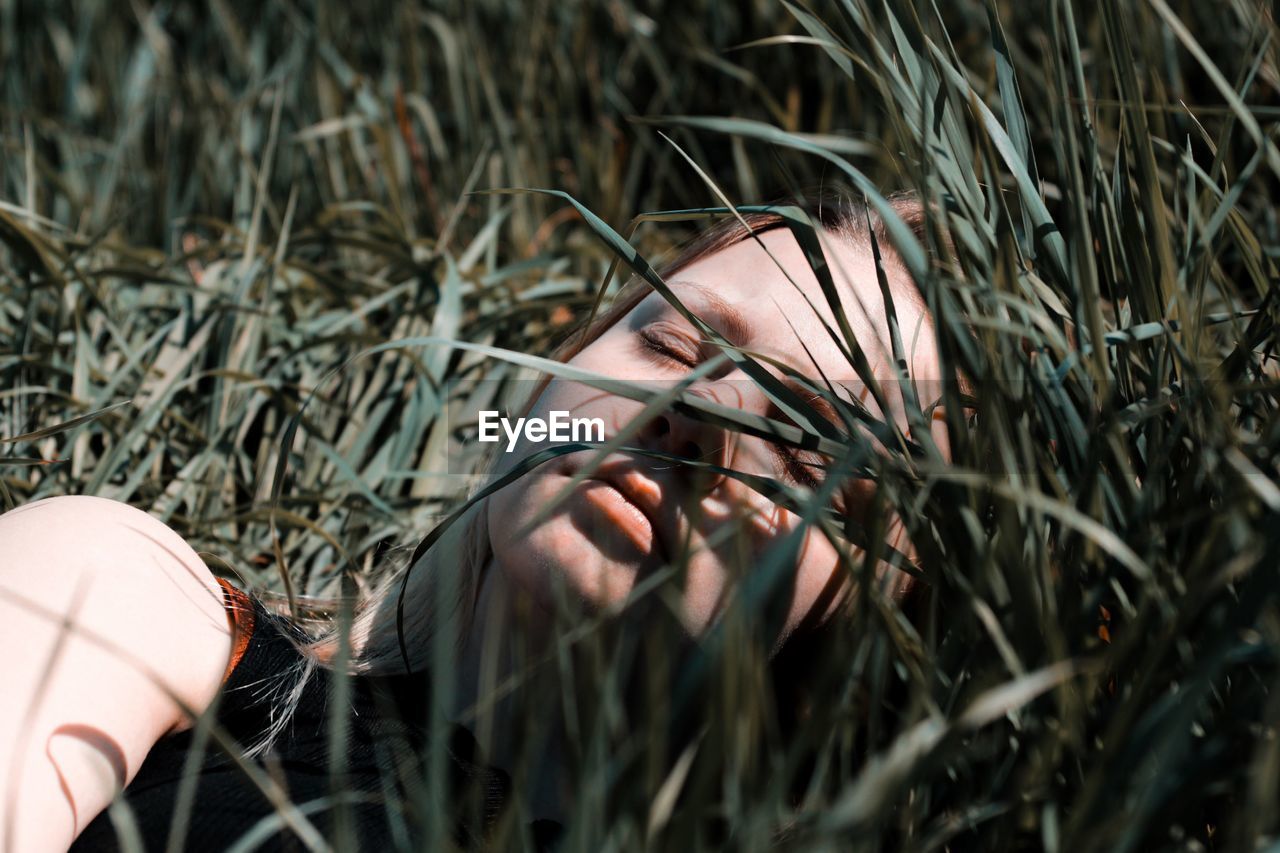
{"left": 0, "top": 495, "right": 234, "bottom": 722}
{"left": 0, "top": 495, "right": 235, "bottom": 845}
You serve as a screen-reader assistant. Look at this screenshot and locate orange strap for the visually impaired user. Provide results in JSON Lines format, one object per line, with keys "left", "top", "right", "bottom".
{"left": 216, "top": 577, "right": 256, "bottom": 685}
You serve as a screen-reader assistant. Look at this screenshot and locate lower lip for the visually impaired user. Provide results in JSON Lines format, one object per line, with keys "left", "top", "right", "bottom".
{"left": 579, "top": 480, "right": 655, "bottom": 557}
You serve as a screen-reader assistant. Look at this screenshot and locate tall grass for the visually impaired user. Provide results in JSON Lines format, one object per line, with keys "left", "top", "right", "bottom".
{"left": 3, "top": 0, "right": 1279, "bottom": 850}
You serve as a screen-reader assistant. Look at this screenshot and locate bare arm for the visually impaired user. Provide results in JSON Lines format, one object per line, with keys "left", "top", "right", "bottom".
{"left": 0, "top": 496, "right": 233, "bottom": 851}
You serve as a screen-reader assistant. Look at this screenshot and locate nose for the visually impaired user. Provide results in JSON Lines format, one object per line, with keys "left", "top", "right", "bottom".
{"left": 640, "top": 384, "right": 733, "bottom": 494}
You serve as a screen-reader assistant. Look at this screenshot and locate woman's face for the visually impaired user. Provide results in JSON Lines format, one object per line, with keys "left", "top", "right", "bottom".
{"left": 482, "top": 225, "right": 942, "bottom": 642}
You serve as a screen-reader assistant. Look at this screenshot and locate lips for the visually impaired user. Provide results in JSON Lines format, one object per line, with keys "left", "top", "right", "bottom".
{"left": 583, "top": 460, "right": 669, "bottom": 560}
{"left": 581, "top": 480, "right": 655, "bottom": 556}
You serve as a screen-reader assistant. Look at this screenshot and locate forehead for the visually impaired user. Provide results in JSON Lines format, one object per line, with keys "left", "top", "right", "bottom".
{"left": 636, "top": 227, "right": 933, "bottom": 384}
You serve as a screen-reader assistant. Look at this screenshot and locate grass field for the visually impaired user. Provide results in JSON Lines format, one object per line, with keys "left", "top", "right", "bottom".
{"left": 4, "top": 0, "right": 1280, "bottom": 849}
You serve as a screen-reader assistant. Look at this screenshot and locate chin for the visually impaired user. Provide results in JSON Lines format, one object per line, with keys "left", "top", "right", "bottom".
{"left": 490, "top": 508, "right": 635, "bottom": 616}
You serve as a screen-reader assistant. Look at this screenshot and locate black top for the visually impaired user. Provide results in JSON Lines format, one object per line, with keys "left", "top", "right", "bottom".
{"left": 71, "top": 593, "right": 559, "bottom": 851}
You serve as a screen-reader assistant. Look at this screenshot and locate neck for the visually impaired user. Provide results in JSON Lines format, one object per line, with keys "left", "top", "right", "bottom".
{"left": 451, "top": 554, "right": 570, "bottom": 826}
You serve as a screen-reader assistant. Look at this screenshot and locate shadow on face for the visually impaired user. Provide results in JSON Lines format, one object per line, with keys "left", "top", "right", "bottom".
{"left": 479, "top": 223, "right": 948, "bottom": 652}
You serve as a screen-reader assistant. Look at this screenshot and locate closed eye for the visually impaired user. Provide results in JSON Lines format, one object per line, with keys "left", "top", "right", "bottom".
{"left": 767, "top": 392, "right": 850, "bottom": 510}
{"left": 637, "top": 326, "right": 702, "bottom": 368}
{"left": 773, "top": 444, "right": 851, "bottom": 514}
{"left": 641, "top": 325, "right": 843, "bottom": 504}
{"left": 776, "top": 445, "right": 823, "bottom": 488}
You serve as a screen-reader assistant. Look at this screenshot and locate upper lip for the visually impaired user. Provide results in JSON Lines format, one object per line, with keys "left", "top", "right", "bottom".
{"left": 587, "top": 458, "right": 671, "bottom": 559}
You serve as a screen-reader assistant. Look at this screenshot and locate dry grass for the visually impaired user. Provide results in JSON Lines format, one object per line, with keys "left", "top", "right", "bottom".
{"left": 3, "top": 0, "right": 1280, "bottom": 850}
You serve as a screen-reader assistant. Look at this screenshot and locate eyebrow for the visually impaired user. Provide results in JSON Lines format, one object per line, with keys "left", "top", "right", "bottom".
{"left": 664, "top": 280, "right": 752, "bottom": 348}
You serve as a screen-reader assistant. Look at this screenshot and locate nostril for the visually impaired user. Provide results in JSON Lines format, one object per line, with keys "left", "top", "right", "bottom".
{"left": 680, "top": 440, "right": 701, "bottom": 461}
{"left": 653, "top": 415, "right": 671, "bottom": 437}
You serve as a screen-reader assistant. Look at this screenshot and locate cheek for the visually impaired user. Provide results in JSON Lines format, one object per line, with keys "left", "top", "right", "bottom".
{"left": 495, "top": 379, "right": 656, "bottom": 487}
{"left": 489, "top": 382, "right": 595, "bottom": 477}
{"left": 786, "top": 529, "right": 845, "bottom": 630}
{"left": 700, "top": 504, "right": 845, "bottom": 637}
{"left": 481, "top": 462, "right": 586, "bottom": 607}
